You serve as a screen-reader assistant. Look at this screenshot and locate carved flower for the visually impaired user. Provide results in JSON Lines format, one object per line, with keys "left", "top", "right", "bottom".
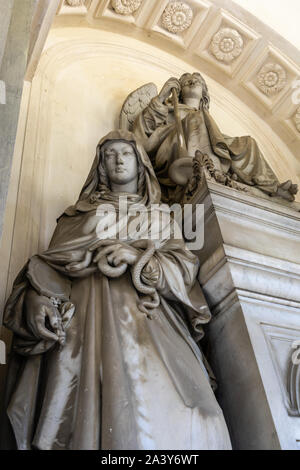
{"left": 210, "top": 27, "right": 244, "bottom": 63}
{"left": 257, "top": 63, "right": 287, "bottom": 96}
{"left": 294, "top": 107, "right": 300, "bottom": 132}
{"left": 162, "top": 2, "right": 193, "bottom": 34}
{"left": 111, "top": 0, "right": 142, "bottom": 15}
{"left": 65, "top": 0, "right": 84, "bottom": 6}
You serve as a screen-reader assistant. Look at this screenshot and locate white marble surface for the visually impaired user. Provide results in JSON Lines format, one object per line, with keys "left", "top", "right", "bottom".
{"left": 195, "top": 179, "right": 300, "bottom": 449}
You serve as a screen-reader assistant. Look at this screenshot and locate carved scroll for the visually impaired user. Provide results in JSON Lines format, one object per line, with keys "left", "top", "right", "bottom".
{"left": 287, "top": 341, "right": 300, "bottom": 417}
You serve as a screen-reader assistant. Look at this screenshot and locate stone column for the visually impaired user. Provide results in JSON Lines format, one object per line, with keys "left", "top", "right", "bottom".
{"left": 190, "top": 176, "right": 300, "bottom": 449}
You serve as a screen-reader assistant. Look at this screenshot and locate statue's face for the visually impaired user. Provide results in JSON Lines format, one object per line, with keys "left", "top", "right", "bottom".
{"left": 180, "top": 73, "right": 203, "bottom": 104}
{"left": 103, "top": 141, "right": 138, "bottom": 185}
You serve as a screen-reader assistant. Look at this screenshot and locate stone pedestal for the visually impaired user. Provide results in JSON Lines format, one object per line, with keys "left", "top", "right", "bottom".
{"left": 191, "top": 178, "right": 300, "bottom": 450}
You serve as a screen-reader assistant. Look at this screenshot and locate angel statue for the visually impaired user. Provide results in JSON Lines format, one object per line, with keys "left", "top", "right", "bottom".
{"left": 0, "top": 130, "right": 231, "bottom": 450}
{"left": 120, "top": 72, "right": 298, "bottom": 203}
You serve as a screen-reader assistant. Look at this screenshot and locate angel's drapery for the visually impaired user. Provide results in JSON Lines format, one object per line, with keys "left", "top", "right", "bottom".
{"left": 132, "top": 95, "right": 280, "bottom": 197}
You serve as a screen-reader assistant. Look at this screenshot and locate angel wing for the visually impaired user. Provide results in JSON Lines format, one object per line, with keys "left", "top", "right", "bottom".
{"left": 119, "top": 83, "right": 158, "bottom": 130}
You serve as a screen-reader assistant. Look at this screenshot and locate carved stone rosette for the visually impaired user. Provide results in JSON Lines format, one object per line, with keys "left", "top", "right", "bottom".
{"left": 210, "top": 27, "right": 244, "bottom": 63}
{"left": 294, "top": 107, "right": 300, "bottom": 133}
{"left": 65, "top": 0, "right": 84, "bottom": 6}
{"left": 111, "top": 0, "right": 142, "bottom": 15}
{"left": 257, "top": 62, "right": 287, "bottom": 96}
{"left": 161, "top": 2, "right": 193, "bottom": 34}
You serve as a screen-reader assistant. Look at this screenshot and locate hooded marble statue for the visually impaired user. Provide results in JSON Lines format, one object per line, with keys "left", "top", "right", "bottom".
{"left": 120, "top": 72, "right": 298, "bottom": 203}
{"left": 1, "top": 130, "right": 231, "bottom": 450}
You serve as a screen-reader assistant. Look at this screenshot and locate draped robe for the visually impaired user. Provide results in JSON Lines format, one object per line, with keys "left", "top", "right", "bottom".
{"left": 133, "top": 97, "right": 281, "bottom": 201}
{"left": 1, "top": 130, "right": 231, "bottom": 450}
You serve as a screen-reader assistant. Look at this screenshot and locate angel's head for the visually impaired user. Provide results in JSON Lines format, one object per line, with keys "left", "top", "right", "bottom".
{"left": 98, "top": 139, "right": 145, "bottom": 194}
{"left": 179, "top": 72, "right": 210, "bottom": 110}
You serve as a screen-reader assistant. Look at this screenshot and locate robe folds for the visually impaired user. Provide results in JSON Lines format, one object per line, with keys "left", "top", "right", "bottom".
{"left": 1, "top": 130, "right": 231, "bottom": 450}
{"left": 133, "top": 97, "right": 280, "bottom": 198}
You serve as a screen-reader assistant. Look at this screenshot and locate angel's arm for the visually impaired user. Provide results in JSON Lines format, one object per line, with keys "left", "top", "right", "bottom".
{"left": 138, "top": 76, "right": 181, "bottom": 134}
{"left": 138, "top": 96, "right": 169, "bottom": 135}
{"left": 132, "top": 96, "right": 175, "bottom": 155}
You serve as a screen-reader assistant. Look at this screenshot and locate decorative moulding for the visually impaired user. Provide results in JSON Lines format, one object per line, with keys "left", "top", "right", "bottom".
{"left": 94, "top": 0, "right": 143, "bottom": 24}
{"left": 111, "top": 0, "right": 143, "bottom": 16}
{"left": 261, "top": 323, "right": 300, "bottom": 418}
{"left": 274, "top": 81, "right": 300, "bottom": 141}
{"left": 65, "top": 0, "right": 84, "bottom": 6}
{"left": 256, "top": 62, "right": 287, "bottom": 97}
{"left": 288, "top": 341, "right": 300, "bottom": 417}
{"left": 193, "top": 9, "right": 261, "bottom": 78}
{"left": 57, "top": 0, "right": 89, "bottom": 15}
{"left": 141, "top": 0, "right": 211, "bottom": 49}
{"left": 279, "top": 104, "right": 300, "bottom": 142}
{"left": 241, "top": 45, "right": 300, "bottom": 111}
{"left": 161, "top": 1, "right": 193, "bottom": 34}
{"left": 295, "top": 107, "right": 300, "bottom": 133}
{"left": 210, "top": 27, "right": 244, "bottom": 63}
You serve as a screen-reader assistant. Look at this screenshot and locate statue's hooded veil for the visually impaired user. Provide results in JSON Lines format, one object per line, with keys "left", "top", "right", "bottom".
{"left": 0, "top": 133, "right": 232, "bottom": 451}
{"left": 65, "top": 130, "right": 161, "bottom": 217}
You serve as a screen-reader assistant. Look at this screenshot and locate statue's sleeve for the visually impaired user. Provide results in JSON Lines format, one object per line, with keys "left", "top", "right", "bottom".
{"left": 140, "top": 97, "right": 169, "bottom": 135}
{"left": 26, "top": 255, "right": 71, "bottom": 301}
{"left": 3, "top": 256, "right": 72, "bottom": 356}
{"left": 133, "top": 97, "right": 171, "bottom": 153}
